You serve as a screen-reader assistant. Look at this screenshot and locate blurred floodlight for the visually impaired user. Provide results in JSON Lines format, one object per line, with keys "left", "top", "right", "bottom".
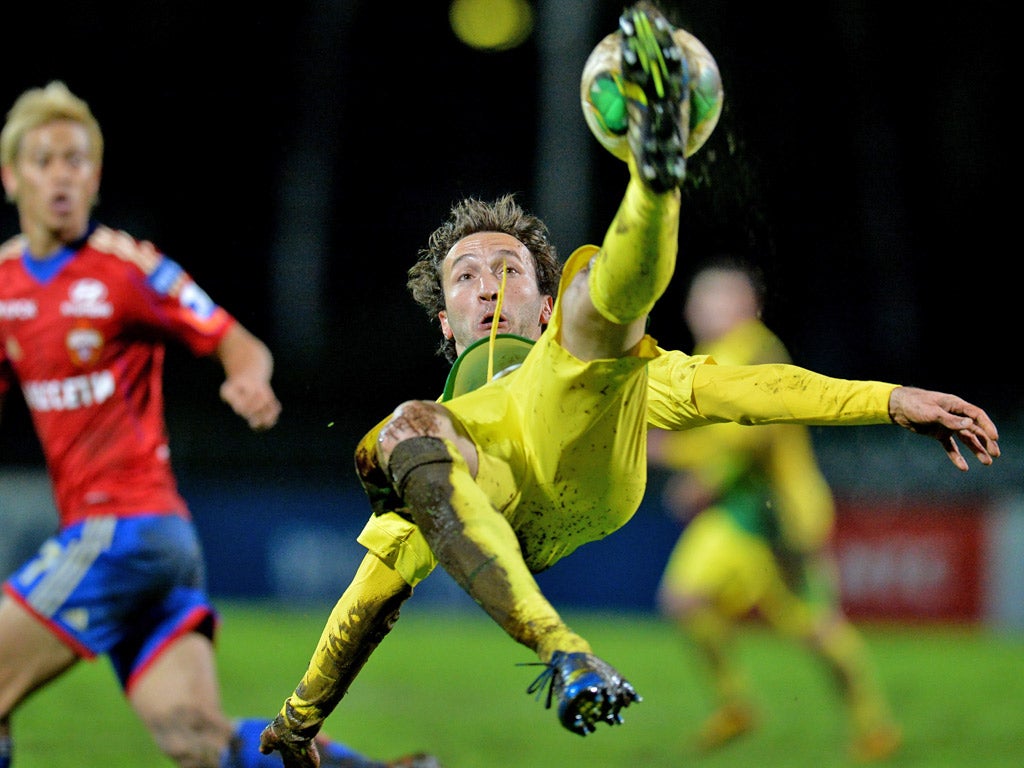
{"left": 449, "top": 0, "right": 534, "bottom": 51}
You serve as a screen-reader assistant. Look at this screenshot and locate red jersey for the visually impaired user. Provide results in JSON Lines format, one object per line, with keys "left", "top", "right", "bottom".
{"left": 0, "top": 223, "right": 235, "bottom": 526}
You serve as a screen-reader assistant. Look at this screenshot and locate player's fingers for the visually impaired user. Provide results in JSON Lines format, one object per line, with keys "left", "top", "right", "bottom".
{"left": 247, "top": 398, "right": 282, "bottom": 430}
{"left": 258, "top": 724, "right": 279, "bottom": 755}
{"left": 957, "top": 429, "right": 995, "bottom": 466}
{"left": 965, "top": 418, "right": 1001, "bottom": 459}
{"left": 259, "top": 725, "right": 320, "bottom": 768}
{"left": 223, "top": 382, "right": 281, "bottom": 430}
{"left": 948, "top": 400, "right": 1000, "bottom": 446}
{"left": 939, "top": 433, "right": 970, "bottom": 472}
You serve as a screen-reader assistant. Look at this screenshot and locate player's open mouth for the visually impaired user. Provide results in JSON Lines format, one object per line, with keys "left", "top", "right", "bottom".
{"left": 50, "top": 194, "right": 73, "bottom": 215}
{"left": 482, "top": 314, "right": 506, "bottom": 329}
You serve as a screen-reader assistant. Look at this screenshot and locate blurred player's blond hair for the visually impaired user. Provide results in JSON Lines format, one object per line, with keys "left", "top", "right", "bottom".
{"left": 1, "top": 80, "right": 103, "bottom": 167}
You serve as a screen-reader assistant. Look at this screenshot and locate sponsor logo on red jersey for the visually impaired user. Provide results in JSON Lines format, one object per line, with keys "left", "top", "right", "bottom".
{"left": 61, "top": 279, "right": 112, "bottom": 318}
{"left": 22, "top": 370, "right": 116, "bottom": 412}
{"left": 0, "top": 298, "right": 37, "bottom": 320}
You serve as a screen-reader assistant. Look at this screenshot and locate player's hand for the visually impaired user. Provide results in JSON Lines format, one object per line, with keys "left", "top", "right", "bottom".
{"left": 888, "top": 386, "right": 1000, "bottom": 471}
{"left": 220, "top": 376, "right": 282, "bottom": 431}
{"left": 259, "top": 717, "right": 321, "bottom": 768}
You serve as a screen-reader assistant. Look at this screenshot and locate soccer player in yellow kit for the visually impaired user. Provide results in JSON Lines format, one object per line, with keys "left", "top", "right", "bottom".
{"left": 648, "top": 256, "right": 901, "bottom": 762}
{"left": 259, "top": 4, "right": 1000, "bottom": 765}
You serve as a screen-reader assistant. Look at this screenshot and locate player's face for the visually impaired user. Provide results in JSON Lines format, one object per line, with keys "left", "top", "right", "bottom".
{"left": 2, "top": 120, "right": 100, "bottom": 253}
{"left": 439, "top": 231, "right": 554, "bottom": 355}
{"left": 684, "top": 268, "right": 759, "bottom": 345}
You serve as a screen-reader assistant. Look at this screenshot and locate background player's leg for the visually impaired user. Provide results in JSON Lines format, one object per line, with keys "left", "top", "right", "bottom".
{"left": 0, "top": 595, "right": 80, "bottom": 768}
{"left": 128, "top": 632, "right": 234, "bottom": 767}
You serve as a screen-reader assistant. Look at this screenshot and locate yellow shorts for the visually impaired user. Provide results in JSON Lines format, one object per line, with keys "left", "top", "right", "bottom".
{"left": 659, "top": 508, "right": 822, "bottom": 634}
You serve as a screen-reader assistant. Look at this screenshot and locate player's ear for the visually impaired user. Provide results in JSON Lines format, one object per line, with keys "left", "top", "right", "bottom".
{"left": 540, "top": 296, "right": 553, "bottom": 324}
{"left": 439, "top": 310, "right": 454, "bottom": 339}
{"left": 1, "top": 164, "right": 18, "bottom": 201}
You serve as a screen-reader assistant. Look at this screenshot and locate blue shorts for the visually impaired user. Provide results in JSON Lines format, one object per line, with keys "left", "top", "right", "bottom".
{"left": 2, "top": 513, "right": 218, "bottom": 692}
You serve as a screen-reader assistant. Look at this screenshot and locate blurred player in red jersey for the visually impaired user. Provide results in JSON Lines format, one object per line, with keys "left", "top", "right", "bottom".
{"left": 0, "top": 82, "right": 438, "bottom": 768}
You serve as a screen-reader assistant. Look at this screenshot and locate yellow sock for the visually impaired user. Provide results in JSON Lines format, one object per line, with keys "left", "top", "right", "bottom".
{"left": 685, "top": 608, "right": 749, "bottom": 705}
{"left": 817, "top": 620, "right": 893, "bottom": 733}
{"left": 588, "top": 157, "right": 680, "bottom": 324}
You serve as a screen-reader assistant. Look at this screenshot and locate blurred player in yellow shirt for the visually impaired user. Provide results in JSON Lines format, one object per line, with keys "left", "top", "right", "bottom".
{"left": 648, "top": 255, "right": 902, "bottom": 762}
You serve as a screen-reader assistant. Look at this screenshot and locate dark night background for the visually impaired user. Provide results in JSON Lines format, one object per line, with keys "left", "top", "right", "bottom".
{"left": 0, "top": 1, "right": 1016, "bottom": 484}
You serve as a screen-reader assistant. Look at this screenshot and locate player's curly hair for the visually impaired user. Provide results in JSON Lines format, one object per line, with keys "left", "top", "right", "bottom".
{"left": 408, "top": 194, "right": 562, "bottom": 362}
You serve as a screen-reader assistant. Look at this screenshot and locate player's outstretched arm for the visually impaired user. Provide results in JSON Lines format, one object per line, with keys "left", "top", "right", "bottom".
{"left": 260, "top": 553, "right": 413, "bottom": 765}
{"left": 215, "top": 322, "right": 282, "bottom": 431}
{"left": 887, "top": 386, "right": 1000, "bottom": 471}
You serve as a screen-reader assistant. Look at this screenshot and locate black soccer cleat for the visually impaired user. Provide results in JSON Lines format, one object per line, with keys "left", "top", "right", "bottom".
{"left": 619, "top": 1, "right": 690, "bottom": 191}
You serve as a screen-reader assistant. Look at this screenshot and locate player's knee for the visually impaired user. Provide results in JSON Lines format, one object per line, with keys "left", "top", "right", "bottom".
{"left": 378, "top": 400, "right": 453, "bottom": 452}
{"left": 143, "top": 704, "right": 230, "bottom": 768}
{"left": 658, "top": 587, "right": 705, "bottom": 622}
{"left": 377, "top": 401, "right": 458, "bottom": 479}
{"left": 386, "top": 436, "right": 455, "bottom": 499}
{"left": 657, "top": 591, "right": 686, "bottom": 621}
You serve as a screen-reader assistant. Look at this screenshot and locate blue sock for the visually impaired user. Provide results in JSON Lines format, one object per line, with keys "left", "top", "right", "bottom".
{"left": 318, "top": 735, "right": 376, "bottom": 764}
{"left": 0, "top": 731, "right": 10, "bottom": 768}
{"left": 222, "top": 718, "right": 375, "bottom": 768}
{"left": 220, "top": 719, "right": 284, "bottom": 768}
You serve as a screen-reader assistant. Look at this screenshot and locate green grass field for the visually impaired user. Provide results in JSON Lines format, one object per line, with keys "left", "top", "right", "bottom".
{"left": 11, "top": 601, "right": 1023, "bottom": 768}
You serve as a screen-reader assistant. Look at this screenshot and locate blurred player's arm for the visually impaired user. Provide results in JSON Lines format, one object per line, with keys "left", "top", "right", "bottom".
{"left": 648, "top": 423, "right": 766, "bottom": 522}
{"left": 213, "top": 322, "right": 282, "bottom": 431}
{"left": 768, "top": 425, "right": 835, "bottom": 553}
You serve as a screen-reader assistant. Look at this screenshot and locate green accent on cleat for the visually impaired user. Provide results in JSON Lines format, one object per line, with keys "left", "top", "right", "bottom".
{"left": 618, "top": 1, "right": 690, "bottom": 191}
